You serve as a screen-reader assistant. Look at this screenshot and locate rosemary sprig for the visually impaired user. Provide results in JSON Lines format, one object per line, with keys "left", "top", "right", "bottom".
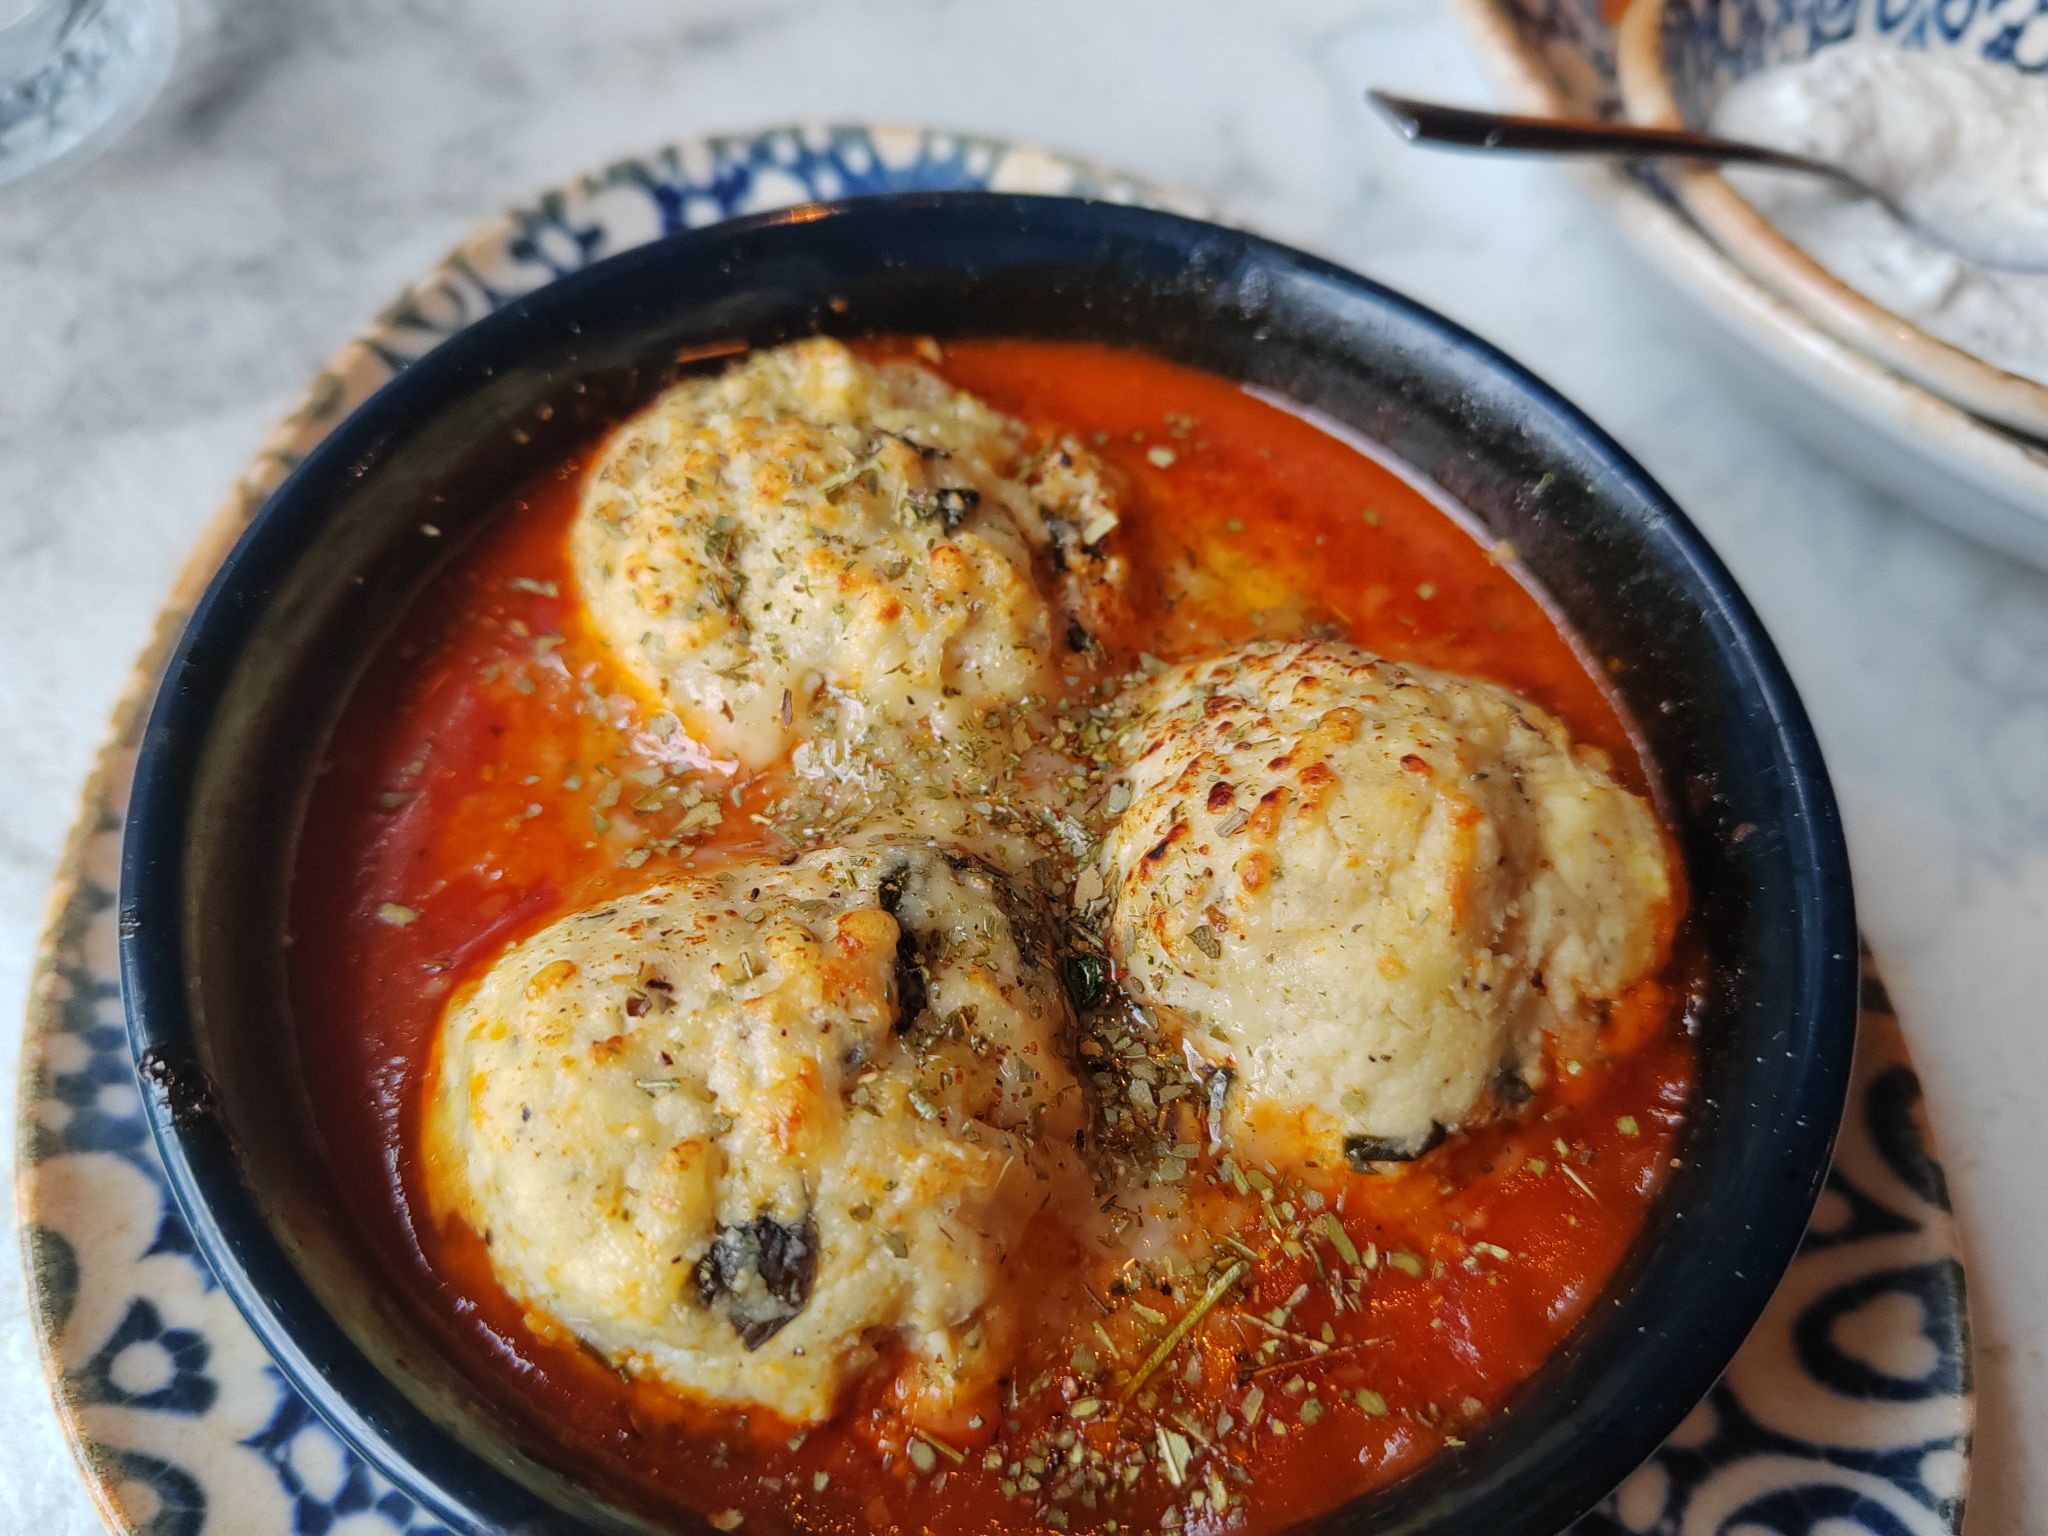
{"left": 1122, "top": 1260, "right": 1247, "bottom": 1400}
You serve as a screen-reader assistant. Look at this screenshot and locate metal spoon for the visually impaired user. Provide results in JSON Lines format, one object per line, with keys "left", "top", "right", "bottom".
{"left": 1366, "top": 89, "right": 2048, "bottom": 274}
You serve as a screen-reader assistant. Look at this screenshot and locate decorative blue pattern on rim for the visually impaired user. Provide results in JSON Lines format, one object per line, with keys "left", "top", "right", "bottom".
{"left": 17, "top": 124, "right": 1969, "bottom": 1534}
{"left": 1653, "top": 0, "right": 2048, "bottom": 130}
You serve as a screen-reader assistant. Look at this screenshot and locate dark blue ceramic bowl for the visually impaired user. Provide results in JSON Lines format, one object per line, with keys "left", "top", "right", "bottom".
{"left": 121, "top": 194, "right": 1856, "bottom": 1536}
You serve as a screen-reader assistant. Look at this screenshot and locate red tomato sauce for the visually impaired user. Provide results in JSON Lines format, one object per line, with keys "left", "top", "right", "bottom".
{"left": 289, "top": 340, "right": 1693, "bottom": 1533}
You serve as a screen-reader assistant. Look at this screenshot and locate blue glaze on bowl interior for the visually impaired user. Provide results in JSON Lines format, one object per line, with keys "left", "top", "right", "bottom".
{"left": 118, "top": 193, "right": 1858, "bottom": 1536}
{"left": 1657, "top": 0, "right": 2048, "bottom": 127}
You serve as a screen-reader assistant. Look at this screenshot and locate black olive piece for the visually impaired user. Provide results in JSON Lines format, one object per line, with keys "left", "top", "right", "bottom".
{"left": 1344, "top": 1124, "right": 1446, "bottom": 1171}
{"left": 876, "top": 863, "right": 930, "bottom": 1028}
{"left": 1042, "top": 521, "right": 1073, "bottom": 573}
{"left": 693, "top": 1213, "right": 819, "bottom": 1350}
{"left": 1496, "top": 1069, "right": 1535, "bottom": 1108}
{"left": 891, "top": 925, "right": 930, "bottom": 1030}
{"left": 905, "top": 486, "right": 981, "bottom": 532}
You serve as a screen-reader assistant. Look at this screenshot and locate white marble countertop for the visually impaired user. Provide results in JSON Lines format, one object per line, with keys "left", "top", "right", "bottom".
{"left": 3, "top": 0, "right": 2042, "bottom": 1529}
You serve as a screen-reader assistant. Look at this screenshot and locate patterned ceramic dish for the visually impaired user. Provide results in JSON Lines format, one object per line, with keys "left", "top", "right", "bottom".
{"left": 117, "top": 189, "right": 1857, "bottom": 1535}
{"left": 18, "top": 127, "right": 1968, "bottom": 1536}
{"left": 1454, "top": 0, "right": 2048, "bottom": 568}
{"left": 1616, "top": 0, "right": 2048, "bottom": 439}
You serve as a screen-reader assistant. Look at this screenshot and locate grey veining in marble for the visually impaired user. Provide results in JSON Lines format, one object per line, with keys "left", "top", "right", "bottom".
{"left": 3, "top": 1, "right": 2043, "bottom": 1530}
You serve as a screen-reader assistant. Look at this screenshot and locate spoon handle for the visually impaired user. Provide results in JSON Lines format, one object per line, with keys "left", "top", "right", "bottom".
{"left": 1365, "top": 90, "right": 1830, "bottom": 178}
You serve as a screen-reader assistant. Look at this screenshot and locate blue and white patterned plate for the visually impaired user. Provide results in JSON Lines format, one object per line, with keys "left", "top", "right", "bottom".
{"left": 15, "top": 124, "right": 1970, "bottom": 1535}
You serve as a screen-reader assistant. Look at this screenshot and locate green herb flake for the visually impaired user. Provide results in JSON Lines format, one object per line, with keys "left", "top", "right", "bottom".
{"left": 817, "top": 452, "right": 880, "bottom": 499}
{"left": 1156, "top": 1425, "right": 1191, "bottom": 1487}
{"left": 1063, "top": 951, "right": 1108, "bottom": 1012}
{"left": 1319, "top": 1213, "right": 1360, "bottom": 1267}
{"left": 1124, "top": 1260, "right": 1246, "bottom": 1399}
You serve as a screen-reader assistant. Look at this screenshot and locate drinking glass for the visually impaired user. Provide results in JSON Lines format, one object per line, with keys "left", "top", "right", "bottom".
{"left": 0, "top": 0, "right": 175, "bottom": 190}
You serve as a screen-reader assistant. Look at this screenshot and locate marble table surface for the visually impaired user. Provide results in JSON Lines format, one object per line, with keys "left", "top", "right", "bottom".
{"left": 3, "top": 0, "right": 2042, "bottom": 1529}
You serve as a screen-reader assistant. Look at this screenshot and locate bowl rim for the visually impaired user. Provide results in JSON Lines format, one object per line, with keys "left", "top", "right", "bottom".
{"left": 1615, "top": 0, "right": 2048, "bottom": 439}
{"left": 119, "top": 190, "right": 1858, "bottom": 1536}
{"left": 1451, "top": 0, "right": 2048, "bottom": 566}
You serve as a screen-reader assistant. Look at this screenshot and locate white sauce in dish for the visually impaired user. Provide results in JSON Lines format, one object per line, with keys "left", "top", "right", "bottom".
{"left": 1711, "top": 44, "right": 2048, "bottom": 386}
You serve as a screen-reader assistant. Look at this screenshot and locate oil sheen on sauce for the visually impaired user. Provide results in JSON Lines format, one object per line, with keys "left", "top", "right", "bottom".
{"left": 289, "top": 339, "right": 1694, "bottom": 1535}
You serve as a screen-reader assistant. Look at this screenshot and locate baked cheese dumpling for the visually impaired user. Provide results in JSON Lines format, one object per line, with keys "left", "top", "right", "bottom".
{"left": 1098, "top": 641, "right": 1673, "bottom": 1165}
{"left": 570, "top": 337, "right": 1126, "bottom": 769}
{"left": 424, "top": 841, "right": 1082, "bottom": 1427}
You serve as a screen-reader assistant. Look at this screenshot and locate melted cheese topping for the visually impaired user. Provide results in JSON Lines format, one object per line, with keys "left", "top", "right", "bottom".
{"left": 571, "top": 337, "right": 1125, "bottom": 770}
{"left": 425, "top": 841, "right": 1082, "bottom": 1426}
{"left": 1098, "top": 641, "right": 1673, "bottom": 1161}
